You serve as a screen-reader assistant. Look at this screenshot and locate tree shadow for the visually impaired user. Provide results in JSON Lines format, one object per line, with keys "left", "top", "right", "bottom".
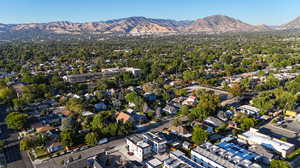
{"left": 4, "top": 144, "right": 22, "bottom": 163}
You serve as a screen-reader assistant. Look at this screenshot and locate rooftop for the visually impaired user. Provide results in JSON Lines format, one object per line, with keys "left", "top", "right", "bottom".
{"left": 238, "top": 105, "right": 260, "bottom": 113}
{"left": 171, "top": 150, "right": 204, "bottom": 168}
{"left": 192, "top": 144, "right": 243, "bottom": 168}
{"left": 238, "top": 128, "right": 294, "bottom": 152}
{"left": 218, "top": 142, "right": 259, "bottom": 161}
{"left": 146, "top": 158, "right": 162, "bottom": 167}
{"left": 143, "top": 131, "right": 167, "bottom": 144}
{"left": 137, "top": 141, "right": 150, "bottom": 148}
{"left": 164, "top": 157, "right": 190, "bottom": 168}
{"left": 127, "top": 135, "right": 143, "bottom": 144}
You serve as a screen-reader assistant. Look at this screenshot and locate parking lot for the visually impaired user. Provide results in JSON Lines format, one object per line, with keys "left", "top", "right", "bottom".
{"left": 259, "top": 123, "right": 300, "bottom": 147}
{"left": 279, "top": 119, "right": 300, "bottom": 133}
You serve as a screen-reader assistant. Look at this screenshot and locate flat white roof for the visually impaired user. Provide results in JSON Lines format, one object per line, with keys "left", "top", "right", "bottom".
{"left": 239, "top": 105, "right": 260, "bottom": 112}
{"left": 239, "top": 128, "right": 294, "bottom": 152}
{"left": 137, "top": 141, "right": 150, "bottom": 148}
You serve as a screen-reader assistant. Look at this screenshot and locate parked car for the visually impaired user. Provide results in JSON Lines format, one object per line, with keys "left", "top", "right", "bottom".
{"left": 80, "top": 146, "right": 88, "bottom": 150}
{"left": 128, "top": 152, "right": 134, "bottom": 156}
{"left": 98, "top": 138, "right": 108, "bottom": 145}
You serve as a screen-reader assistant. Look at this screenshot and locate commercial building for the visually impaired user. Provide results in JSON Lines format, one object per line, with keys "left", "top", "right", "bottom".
{"left": 143, "top": 131, "right": 167, "bottom": 154}
{"left": 164, "top": 150, "right": 204, "bottom": 168}
{"left": 238, "top": 128, "right": 295, "bottom": 158}
{"left": 191, "top": 142, "right": 262, "bottom": 168}
{"left": 126, "top": 135, "right": 152, "bottom": 161}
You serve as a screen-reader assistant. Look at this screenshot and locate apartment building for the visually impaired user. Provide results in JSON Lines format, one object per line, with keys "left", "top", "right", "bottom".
{"left": 143, "top": 131, "right": 167, "bottom": 154}
{"left": 126, "top": 135, "right": 152, "bottom": 161}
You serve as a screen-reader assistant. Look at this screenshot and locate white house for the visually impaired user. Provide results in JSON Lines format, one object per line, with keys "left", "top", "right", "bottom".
{"left": 126, "top": 135, "right": 152, "bottom": 161}
{"left": 237, "top": 105, "right": 260, "bottom": 115}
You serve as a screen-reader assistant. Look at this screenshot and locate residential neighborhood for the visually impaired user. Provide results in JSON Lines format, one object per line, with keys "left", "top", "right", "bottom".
{"left": 1, "top": 7, "right": 300, "bottom": 168}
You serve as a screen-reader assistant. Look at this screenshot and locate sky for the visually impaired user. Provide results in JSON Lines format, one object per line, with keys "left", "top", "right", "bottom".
{"left": 0, "top": 0, "right": 299, "bottom": 25}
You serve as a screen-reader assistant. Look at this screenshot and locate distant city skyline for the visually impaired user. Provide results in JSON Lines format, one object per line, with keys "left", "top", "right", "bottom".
{"left": 0, "top": 0, "right": 299, "bottom": 25}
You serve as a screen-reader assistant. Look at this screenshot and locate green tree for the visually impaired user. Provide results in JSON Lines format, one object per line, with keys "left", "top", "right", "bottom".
{"left": 5, "top": 112, "right": 28, "bottom": 130}
{"left": 229, "top": 83, "right": 245, "bottom": 97}
{"left": 191, "top": 90, "right": 220, "bottom": 121}
{"left": 180, "top": 105, "right": 189, "bottom": 115}
{"left": 240, "top": 118, "right": 256, "bottom": 131}
{"left": 192, "top": 125, "right": 208, "bottom": 145}
{"left": 66, "top": 98, "right": 84, "bottom": 113}
{"left": 61, "top": 115, "right": 77, "bottom": 130}
{"left": 270, "top": 160, "right": 291, "bottom": 168}
{"left": 174, "top": 89, "right": 188, "bottom": 97}
{"left": 125, "top": 92, "right": 144, "bottom": 111}
{"left": 251, "top": 91, "right": 275, "bottom": 114}
{"left": 92, "top": 111, "right": 114, "bottom": 130}
{"left": 191, "top": 106, "right": 209, "bottom": 121}
{"left": 183, "top": 70, "right": 199, "bottom": 81}
{"left": 0, "top": 140, "right": 4, "bottom": 152}
{"left": 264, "top": 74, "right": 280, "bottom": 90}
{"left": 60, "top": 129, "right": 76, "bottom": 147}
{"left": 0, "top": 87, "right": 16, "bottom": 104}
{"left": 20, "top": 138, "right": 31, "bottom": 151}
{"left": 12, "top": 98, "right": 26, "bottom": 111}
{"left": 85, "top": 132, "right": 99, "bottom": 146}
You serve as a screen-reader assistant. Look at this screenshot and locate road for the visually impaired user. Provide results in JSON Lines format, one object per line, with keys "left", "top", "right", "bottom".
{"left": 35, "top": 117, "right": 174, "bottom": 168}
{"left": 185, "top": 85, "right": 233, "bottom": 100}
{"left": 0, "top": 105, "right": 33, "bottom": 168}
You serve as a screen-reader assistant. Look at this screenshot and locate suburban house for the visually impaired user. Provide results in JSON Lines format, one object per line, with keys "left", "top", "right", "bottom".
{"left": 47, "top": 142, "right": 64, "bottom": 153}
{"left": 144, "top": 92, "right": 157, "bottom": 101}
{"left": 170, "top": 125, "right": 191, "bottom": 138}
{"left": 182, "top": 96, "right": 197, "bottom": 106}
{"left": 204, "top": 116, "right": 224, "bottom": 128}
{"left": 162, "top": 105, "right": 178, "bottom": 115}
{"left": 36, "top": 126, "right": 55, "bottom": 133}
{"left": 116, "top": 112, "right": 134, "bottom": 123}
{"left": 95, "top": 102, "right": 107, "bottom": 111}
{"left": 182, "top": 141, "right": 192, "bottom": 150}
{"left": 217, "top": 110, "right": 234, "bottom": 121}
{"left": 237, "top": 105, "right": 260, "bottom": 116}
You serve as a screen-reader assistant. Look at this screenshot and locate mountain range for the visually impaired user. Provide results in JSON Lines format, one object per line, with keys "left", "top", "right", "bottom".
{"left": 1, "top": 15, "right": 300, "bottom": 36}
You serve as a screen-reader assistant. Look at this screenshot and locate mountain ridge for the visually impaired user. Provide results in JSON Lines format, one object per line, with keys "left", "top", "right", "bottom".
{"left": 280, "top": 16, "right": 300, "bottom": 30}
{"left": 0, "top": 15, "right": 300, "bottom": 36}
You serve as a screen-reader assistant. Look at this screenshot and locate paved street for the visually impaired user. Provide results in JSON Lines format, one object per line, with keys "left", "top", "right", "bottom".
{"left": 35, "top": 117, "right": 174, "bottom": 168}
